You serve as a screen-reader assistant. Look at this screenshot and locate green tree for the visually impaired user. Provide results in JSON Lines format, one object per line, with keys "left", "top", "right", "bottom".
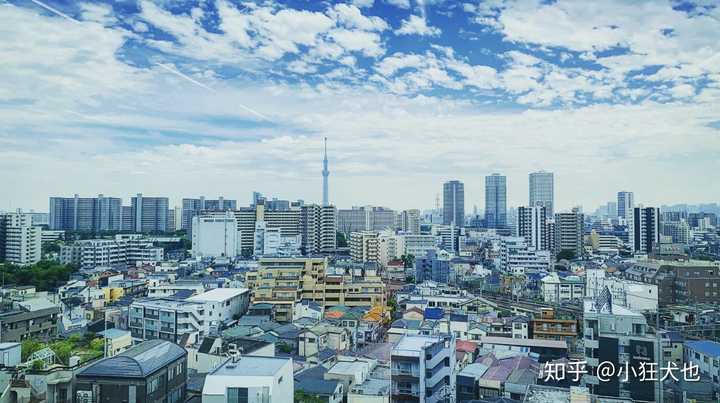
{"left": 0, "top": 261, "right": 77, "bottom": 291}
{"left": 21, "top": 339, "right": 44, "bottom": 361}
{"left": 89, "top": 338, "right": 105, "bottom": 352}
{"left": 50, "top": 340, "right": 74, "bottom": 364}
{"left": 400, "top": 254, "right": 415, "bottom": 268}
{"left": 31, "top": 360, "right": 45, "bottom": 370}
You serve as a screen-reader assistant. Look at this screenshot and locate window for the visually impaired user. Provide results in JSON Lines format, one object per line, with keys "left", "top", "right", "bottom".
{"left": 227, "top": 387, "right": 249, "bottom": 403}
{"left": 148, "top": 376, "right": 160, "bottom": 394}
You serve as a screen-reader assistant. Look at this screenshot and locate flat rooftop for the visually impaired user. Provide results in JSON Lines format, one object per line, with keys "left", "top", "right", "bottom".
{"left": 480, "top": 336, "right": 566, "bottom": 349}
{"left": 210, "top": 356, "right": 289, "bottom": 377}
{"left": 392, "top": 335, "right": 444, "bottom": 356}
{"left": 188, "top": 287, "right": 248, "bottom": 303}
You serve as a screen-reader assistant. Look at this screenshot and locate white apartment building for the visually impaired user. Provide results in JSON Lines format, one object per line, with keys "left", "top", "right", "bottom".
{"left": 585, "top": 268, "right": 657, "bottom": 312}
{"left": 187, "top": 288, "right": 250, "bottom": 327}
{"left": 253, "top": 221, "right": 301, "bottom": 257}
{"left": 202, "top": 356, "right": 293, "bottom": 403}
{"left": 192, "top": 212, "right": 240, "bottom": 258}
{"left": 350, "top": 231, "right": 379, "bottom": 263}
{"left": 541, "top": 272, "right": 585, "bottom": 303}
{"left": 60, "top": 235, "right": 163, "bottom": 268}
{"left": 391, "top": 334, "right": 456, "bottom": 403}
{"left": 497, "top": 237, "right": 551, "bottom": 273}
{"left": 130, "top": 288, "right": 249, "bottom": 343}
{"left": 0, "top": 212, "right": 42, "bottom": 266}
{"left": 401, "top": 234, "right": 437, "bottom": 257}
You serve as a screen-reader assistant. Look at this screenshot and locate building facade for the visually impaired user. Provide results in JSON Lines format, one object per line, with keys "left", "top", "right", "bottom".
{"left": 485, "top": 174, "right": 507, "bottom": 229}
{"left": 75, "top": 340, "right": 187, "bottom": 403}
{"left": 49, "top": 194, "right": 122, "bottom": 232}
{"left": 632, "top": 207, "right": 660, "bottom": 254}
{"left": 516, "top": 206, "right": 549, "bottom": 251}
{"left": 554, "top": 209, "right": 584, "bottom": 258}
{"left": 0, "top": 212, "right": 41, "bottom": 266}
{"left": 443, "top": 180, "right": 465, "bottom": 227}
{"left": 191, "top": 212, "right": 240, "bottom": 258}
{"left": 131, "top": 194, "right": 170, "bottom": 233}
{"left": 181, "top": 196, "right": 236, "bottom": 230}
{"left": 391, "top": 334, "right": 456, "bottom": 403}
{"left": 529, "top": 171, "right": 554, "bottom": 215}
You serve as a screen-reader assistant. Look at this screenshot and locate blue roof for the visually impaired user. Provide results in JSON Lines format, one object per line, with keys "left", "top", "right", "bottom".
{"left": 424, "top": 307, "right": 444, "bottom": 320}
{"left": 685, "top": 340, "right": 720, "bottom": 358}
{"left": 77, "top": 340, "right": 186, "bottom": 378}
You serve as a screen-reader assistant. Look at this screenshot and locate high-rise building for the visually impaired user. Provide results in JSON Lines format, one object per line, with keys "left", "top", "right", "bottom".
{"left": 349, "top": 231, "right": 379, "bottom": 263}
{"left": 606, "top": 201, "right": 618, "bottom": 218}
{"left": 337, "top": 206, "right": 396, "bottom": 233}
{"left": 191, "top": 212, "right": 240, "bottom": 258}
{"left": 49, "top": 194, "right": 122, "bottom": 232}
{"left": 617, "top": 191, "right": 634, "bottom": 222}
{"left": 554, "top": 209, "right": 584, "bottom": 258}
{"left": 632, "top": 207, "right": 660, "bottom": 254}
{"left": 229, "top": 201, "right": 334, "bottom": 256}
{"left": 322, "top": 137, "right": 329, "bottom": 207}
{"left": 485, "top": 174, "right": 507, "bottom": 229}
{"left": 0, "top": 212, "right": 41, "bottom": 266}
{"left": 516, "top": 206, "right": 549, "bottom": 251}
{"left": 529, "top": 171, "right": 554, "bottom": 215}
{"left": 300, "top": 204, "right": 337, "bottom": 254}
{"left": 181, "top": 196, "right": 237, "bottom": 230}
{"left": 442, "top": 180, "right": 465, "bottom": 227}
{"left": 131, "top": 194, "right": 169, "bottom": 233}
{"left": 398, "top": 209, "right": 421, "bottom": 234}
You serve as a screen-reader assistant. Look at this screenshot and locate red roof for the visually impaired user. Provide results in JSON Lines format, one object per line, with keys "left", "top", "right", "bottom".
{"left": 456, "top": 340, "right": 478, "bottom": 353}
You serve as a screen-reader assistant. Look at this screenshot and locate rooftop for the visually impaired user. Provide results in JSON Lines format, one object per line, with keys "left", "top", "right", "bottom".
{"left": 188, "top": 287, "right": 248, "bottom": 303}
{"left": 685, "top": 340, "right": 720, "bottom": 358}
{"left": 209, "top": 355, "right": 290, "bottom": 377}
{"left": 479, "top": 336, "right": 566, "bottom": 349}
{"left": 77, "top": 340, "right": 186, "bottom": 379}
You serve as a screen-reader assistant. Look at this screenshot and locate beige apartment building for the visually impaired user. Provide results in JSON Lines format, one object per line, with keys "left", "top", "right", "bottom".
{"left": 246, "top": 257, "right": 386, "bottom": 322}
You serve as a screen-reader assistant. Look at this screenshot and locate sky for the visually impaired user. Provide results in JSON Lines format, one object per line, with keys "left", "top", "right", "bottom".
{"left": 1, "top": 0, "right": 719, "bottom": 213}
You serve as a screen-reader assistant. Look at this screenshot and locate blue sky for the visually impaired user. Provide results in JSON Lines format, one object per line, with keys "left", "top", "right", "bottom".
{"left": 1, "top": 0, "right": 719, "bottom": 211}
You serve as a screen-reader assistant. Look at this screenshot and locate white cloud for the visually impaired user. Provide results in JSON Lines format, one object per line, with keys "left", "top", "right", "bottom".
{"left": 331, "top": 4, "right": 388, "bottom": 31}
{"left": 353, "top": 0, "right": 375, "bottom": 8}
{"left": 386, "top": 0, "right": 411, "bottom": 9}
{"left": 671, "top": 83, "right": 695, "bottom": 98}
{"left": 396, "top": 15, "right": 441, "bottom": 36}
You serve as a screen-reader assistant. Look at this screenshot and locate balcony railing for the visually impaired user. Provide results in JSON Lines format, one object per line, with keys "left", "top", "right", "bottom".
{"left": 392, "top": 388, "right": 420, "bottom": 397}
{"left": 391, "top": 367, "right": 420, "bottom": 377}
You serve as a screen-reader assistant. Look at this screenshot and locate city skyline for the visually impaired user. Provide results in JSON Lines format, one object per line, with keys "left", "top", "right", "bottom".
{"left": 1, "top": 0, "right": 719, "bottom": 212}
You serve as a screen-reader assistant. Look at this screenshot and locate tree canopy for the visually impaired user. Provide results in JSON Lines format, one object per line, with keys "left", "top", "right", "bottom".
{"left": 0, "top": 261, "right": 77, "bottom": 291}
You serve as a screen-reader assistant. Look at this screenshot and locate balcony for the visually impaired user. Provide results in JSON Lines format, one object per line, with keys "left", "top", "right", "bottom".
{"left": 392, "top": 388, "right": 420, "bottom": 397}
{"left": 391, "top": 367, "right": 420, "bottom": 377}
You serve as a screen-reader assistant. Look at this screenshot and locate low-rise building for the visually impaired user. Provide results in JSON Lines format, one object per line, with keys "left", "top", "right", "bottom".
{"left": 391, "top": 334, "right": 456, "bottom": 403}
{"left": 74, "top": 340, "right": 187, "bottom": 403}
{"left": 540, "top": 272, "right": 584, "bottom": 304}
{"left": 202, "top": 355, "right": 293, "bottom": 403}
{"left": 0, "top": 299, "right": 59, "bottom": 342}
{"left": 684, "top": 340, "right": 720, "bottom": 388}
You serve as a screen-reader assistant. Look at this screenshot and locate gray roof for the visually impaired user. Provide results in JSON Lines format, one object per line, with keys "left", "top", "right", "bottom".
{"left": 296, "top": 378, "right": 340, "bottom": 395}
{"left": 77, "top": 340, "right": 186, "bottom": 379}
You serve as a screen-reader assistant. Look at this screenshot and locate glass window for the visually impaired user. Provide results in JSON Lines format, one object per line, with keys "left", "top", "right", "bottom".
{"left": 227, "top": 387, "right": 249, "bottom": 403}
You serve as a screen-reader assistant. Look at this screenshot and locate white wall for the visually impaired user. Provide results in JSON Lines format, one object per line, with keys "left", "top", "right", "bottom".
{"left": 192, "top": 214, "right": 240, "bottom": 258}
